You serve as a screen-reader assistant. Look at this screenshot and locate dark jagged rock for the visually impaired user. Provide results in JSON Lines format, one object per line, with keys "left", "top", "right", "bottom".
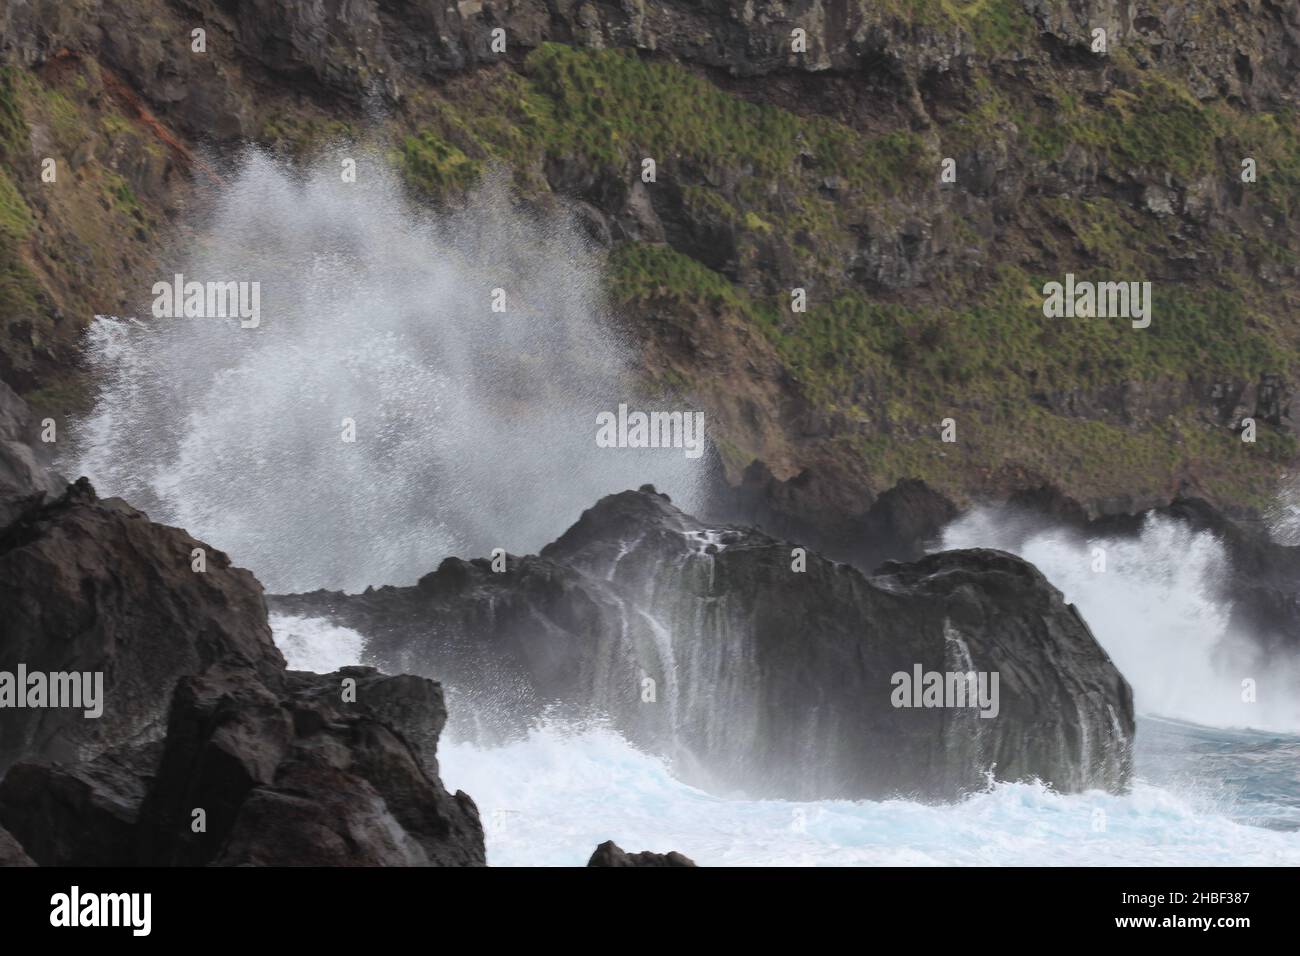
{"left": 0, "top": 477, "right": 286, "bottom": 774}
{"left": 712, "top": 464, "right": 958, "bottom": 570}
{"left": 136, "top": 665, "right": 482, "bottom": 867}
{"left": 0, "top": 435, "right": 484, "bottom": 867}
{"left": 0, "top": 661, "right": 484, "bottom": 867}
{"left": 0, "top": 824, "right": 34, "bottom": 866}
{"left": 273, "top": 487, "right": 1134, "bottom": 801}
{"left": 587, "top": 840, "right": 696, "bottom": 868}
{"left": 0, "top": 743, "right": 158, "bottom": 867}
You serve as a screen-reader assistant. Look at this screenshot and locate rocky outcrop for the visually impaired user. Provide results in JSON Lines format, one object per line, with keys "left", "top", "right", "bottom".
{"left": 0, "top": 660, "right": 485, "bottom": 866}
{"left": 0, "top": 387, "right": 485, "bottom": 866}
{"left": 273, "top": 486, "right": 1134, "bottom": 801}
{"left": 0, "top": 476, "right": 285, "bottom": 774}
{"left": 587, "top": 840, "right": 696, "bottom": 867}
{"left": 0, "top": 743, "right": 158, "bottom": 866}
{"left": 135, "top": 664, "right": 481, "bottom": 866}
{"left": 712, "top": 462, "right": 958, "bottom": 569}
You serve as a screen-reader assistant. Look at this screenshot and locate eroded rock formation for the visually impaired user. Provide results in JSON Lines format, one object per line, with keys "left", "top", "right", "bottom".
{"left": 0, "top": 383, "right": 485, "bottom": 866}
{"left": 273, "top": 486, "right": 1135, "bottom": 800}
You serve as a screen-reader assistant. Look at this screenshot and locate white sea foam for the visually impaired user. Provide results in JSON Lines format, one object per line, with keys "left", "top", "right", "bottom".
{"left": 270, "top": 613, "right": 366, "bottom": 672}
{"left": 438, "top": 722, "right": 1300, "bottom": 866}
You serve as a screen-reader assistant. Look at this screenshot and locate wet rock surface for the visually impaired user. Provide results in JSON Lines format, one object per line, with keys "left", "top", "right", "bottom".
{"left": 273, "top": 486, "right": 1135, "bottom": 801}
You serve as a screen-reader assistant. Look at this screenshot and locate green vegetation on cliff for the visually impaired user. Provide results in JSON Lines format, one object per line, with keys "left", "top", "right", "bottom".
{"left": 1, "top": 0, "right": 1296, "bottom": 512}
{"left": 390, "top": 40, "right": 1297, "bottom": 507}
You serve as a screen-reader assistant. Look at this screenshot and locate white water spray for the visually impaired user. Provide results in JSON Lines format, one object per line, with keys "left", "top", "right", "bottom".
{"left": 942, "top": 511, "right": 1300, "bottom": 733}
{"left": 69, "top": 151, "right": 707, "bottom": 593}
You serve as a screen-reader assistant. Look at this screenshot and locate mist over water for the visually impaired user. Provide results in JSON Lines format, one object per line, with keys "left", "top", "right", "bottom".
{"left": 942, "top": 511, "right": 1300, "bottom": 733}
{"left": 70, "top": 151, "right": 707, "bottom": 593}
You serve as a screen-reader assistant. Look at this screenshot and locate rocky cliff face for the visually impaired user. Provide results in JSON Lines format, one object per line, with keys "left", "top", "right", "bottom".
{"left": 0, "top": 382, "right": 486, "bottom": 866}
{"left": 1, "top": 0, "right": 1297, "bottom": 521}
{"left": 273, "top": 485, "right": 1135, "bottom": 801}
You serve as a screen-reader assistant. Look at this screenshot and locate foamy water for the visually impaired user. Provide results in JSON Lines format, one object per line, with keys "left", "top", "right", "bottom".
{"left": 437, "top": 723, "right": 1300, "bottom": 866}
{"left": 1269, "top": 475, "right": 1300, "bottom": 545}
{"left": 269, "top": 614, "right": 1300, "bottom": 865}
{"left": 272, "top": 613, "right": 365, "bottom": 673}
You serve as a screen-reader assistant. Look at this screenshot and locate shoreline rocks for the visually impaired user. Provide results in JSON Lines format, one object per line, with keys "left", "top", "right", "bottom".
{"left": 0, "top": 382, "right": 485, "bottom": 866}
{"left": 588, "top": 841, "right": 696, "bottom": 867}
{"left": 273, "top": 486, "right": 1135, "bottom": 801}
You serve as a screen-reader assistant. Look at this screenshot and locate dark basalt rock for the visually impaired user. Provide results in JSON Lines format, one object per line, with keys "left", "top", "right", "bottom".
{"left": 273, "top": 487, "right": 1135, "bottom": 801}
{"left": 0, "top": 395, "right": 485, "bottom": 866}
{"left": 0, "top": 661, "right": 484, "bottom": 867}
{"left": 0, "top": 742, "right": 158, "bottom": 867}
{"left": 0, "top": 824, "right": 34, "bottom": 866}
{"left": 0, "top": 477, "right": 286, "bottom": 775}
{"left": 587, "top": 840, "right": 696, "bottom": 867}
{"left": 136, "top": 665, "right": 482, "bottom": 867}
{"left": 712, "top": 463, "right": 958, "bottom": 570}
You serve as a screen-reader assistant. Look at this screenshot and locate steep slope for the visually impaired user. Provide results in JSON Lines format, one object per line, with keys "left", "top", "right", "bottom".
{"left": 0, "top": 0, "right": 1297, "bottom": 517}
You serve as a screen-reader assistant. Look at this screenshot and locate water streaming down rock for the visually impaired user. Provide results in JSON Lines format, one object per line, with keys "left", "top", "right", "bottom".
{"left": 272, "top": 487, "right": 1135, "bottom": 801}
{"left": 67, "top": 150, "right": 707, "bottom": 594}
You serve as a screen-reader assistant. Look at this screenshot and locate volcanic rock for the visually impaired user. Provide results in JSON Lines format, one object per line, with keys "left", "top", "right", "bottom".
{"left": 0, "top": 824, "right": 34, "bottom": 866}
{"left": 0, "top": 477, "right": 285, "bottom": 774}
{"left": 273, "top": 487, "right": 1135, "bottom": 800}
{"left": 587, "top": 841, "right": 697, "bottom": 867}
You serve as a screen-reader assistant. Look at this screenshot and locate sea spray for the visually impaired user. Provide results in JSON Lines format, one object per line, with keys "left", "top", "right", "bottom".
{"left": 942, "top": 511, "right": 1300, "bottom": 732}
{"left": 68, "top": 151, "right": 707, "bottom": 593}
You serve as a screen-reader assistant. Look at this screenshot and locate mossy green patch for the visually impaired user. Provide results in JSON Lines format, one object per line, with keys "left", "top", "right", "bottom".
{"left": 0, "top": 68, "right": 29, "bottom": 166}
{"left": 259, "top": 113, "right": 357, "bottom": 159}
{"left": 607, "top": 237, "right": 1294, "bottom": 503}
{"left": 401, "top": 44, "right": 931, "bottom": 207}
{"left": 397, "top": 132, "right": 483, "bottom": 197}
{"left": 0, "top": 167, "right": 33, "bottom": 241}
{"left": 940, "top": 0, "right": 1037, "bottom": 55}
